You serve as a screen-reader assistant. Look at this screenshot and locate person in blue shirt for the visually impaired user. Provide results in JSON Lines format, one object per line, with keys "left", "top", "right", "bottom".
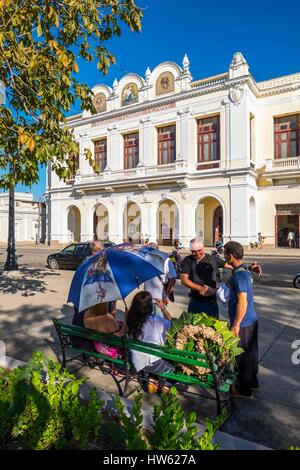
{"left": 223, "top": 241, "right": 259, "bottom": 398}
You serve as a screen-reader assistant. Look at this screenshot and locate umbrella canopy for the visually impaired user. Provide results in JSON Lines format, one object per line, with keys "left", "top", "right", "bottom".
{"left": 67, "top": 243, "right": 168, "bottom": 312}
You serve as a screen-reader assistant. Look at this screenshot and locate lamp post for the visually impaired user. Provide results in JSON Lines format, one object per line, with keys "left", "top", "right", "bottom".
{"left": 4, "top": 180, "right": 18, "bottom": 271}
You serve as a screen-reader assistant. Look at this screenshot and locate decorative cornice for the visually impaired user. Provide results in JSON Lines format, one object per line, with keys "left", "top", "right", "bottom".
{"left": 257, "top": 73, "right": 300, "bottom": 90}
{"left": 66, "top": 71, "right": 300, "bottom": 129}
{"left": 66, "top": 82, "right": 229, "bottom": 128}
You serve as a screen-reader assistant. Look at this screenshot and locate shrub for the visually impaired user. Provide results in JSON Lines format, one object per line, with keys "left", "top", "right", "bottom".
{"left": 0, "top": 352, "right": 223, "bottom": 450}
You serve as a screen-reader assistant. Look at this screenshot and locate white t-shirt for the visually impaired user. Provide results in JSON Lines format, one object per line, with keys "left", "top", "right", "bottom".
{"left": 129, "top": 314, "right": 171, "bottom": 371}
{"left": 144, "top": 258, "right": 176, "bottom": 300}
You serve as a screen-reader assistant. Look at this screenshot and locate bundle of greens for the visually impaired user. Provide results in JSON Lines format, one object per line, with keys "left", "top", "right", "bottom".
{"left": 166, "top": 312, "right": 244, "bottom": 377}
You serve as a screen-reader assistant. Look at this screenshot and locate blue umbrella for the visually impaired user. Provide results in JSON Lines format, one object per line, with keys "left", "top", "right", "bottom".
{"left": 67, "top": 243, "right": 168, "bottom": 312}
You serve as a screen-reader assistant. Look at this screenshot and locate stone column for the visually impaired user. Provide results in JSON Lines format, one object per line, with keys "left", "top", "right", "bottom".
{"left": 148, "top": 202, "right": 158, "bottom": 243}
{"left": 79, "top": 131, "right": 92, "bottom": 174}
{"left": 51, "top": 198, "right": 69, "bottom": 244}
{"left": 107, "top": 124, "right": 120, "bottom": 171}
{"left": 221, "top": 98, "right": 231, "bottom": 171}
{"left": 80, "top": 198, "right": 94, "bottom": 242}
{"left": 140, "top": 116, "right": 153, "bottom": 166}
{"left": 177, "top": 108, "right": 190, "bottom": 162}
{"left": 179, "top": 193, "right": 195, "bottom": 248}
{"left": 108, "top": 196, "right": 125, "bottom": 244}
{"left": 229, "top": 176, "right": 250, "bottom": 245}
{"left": 228, "top": 87, "right": 250, "bottom": 169}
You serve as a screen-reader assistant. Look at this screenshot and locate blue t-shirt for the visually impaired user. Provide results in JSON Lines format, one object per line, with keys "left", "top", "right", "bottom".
{"left": 229, "top": 270, "right": 257, "bottom": 328}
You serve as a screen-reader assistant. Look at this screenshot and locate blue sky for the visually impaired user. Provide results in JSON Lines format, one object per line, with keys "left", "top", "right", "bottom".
{"left": 15, "top": 0, "right": 300, "bottom": 199}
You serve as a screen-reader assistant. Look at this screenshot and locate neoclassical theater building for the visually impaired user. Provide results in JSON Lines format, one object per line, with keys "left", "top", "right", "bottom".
{"left": 46, "top": 52, "right": 300, "bottom": 248}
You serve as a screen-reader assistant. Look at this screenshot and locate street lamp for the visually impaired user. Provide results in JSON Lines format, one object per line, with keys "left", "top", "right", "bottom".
{"left": 1, "top": 83, "right": 18, "bottom": 271}
{"left": 4, "top": 172, "right": 18, "bottom": 271}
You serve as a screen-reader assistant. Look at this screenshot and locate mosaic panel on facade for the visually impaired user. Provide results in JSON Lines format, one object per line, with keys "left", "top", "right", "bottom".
{"left": 121, "top": 83, "right": 138, "bottom": 106}
{"left": 156, "top": 72, "right": 175, "bottom": 95}
{"left": 92, "top": 92, "right": 107, "bottom": 113}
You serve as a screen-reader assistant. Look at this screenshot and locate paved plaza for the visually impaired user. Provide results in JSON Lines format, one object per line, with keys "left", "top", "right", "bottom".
{"left": 0, "top": 250, "right": 300, "bottom": 449}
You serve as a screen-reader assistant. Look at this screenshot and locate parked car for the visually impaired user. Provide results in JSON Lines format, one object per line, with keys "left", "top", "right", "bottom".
{"left": 47, "top": 241, "right": 116, "bottom": 270}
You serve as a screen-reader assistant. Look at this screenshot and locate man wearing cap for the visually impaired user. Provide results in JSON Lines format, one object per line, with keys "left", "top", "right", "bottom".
{"left": 180, "top": 238, "right": 261, "bottom": 318}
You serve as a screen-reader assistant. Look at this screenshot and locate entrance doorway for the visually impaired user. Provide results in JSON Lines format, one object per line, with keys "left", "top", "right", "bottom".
{"left": 93, "top": 204, "right": 109, "bottom": 241}
{"left": 213, "top": 205, "right": 223, "bottom": 243}
{"left": 67, "top": 206, "right": 81, "bottom": 242}
{"left": 195, "top": 197, "right": 223, "bottom": 246}
{"left": 276, "top": 204, "right": 300, "bottom": 247}
{"left": 157, "top": 199, "right": 179, "bottom": 246}
{"left": 123, "top": 202, "right": 141, "bottom": 243}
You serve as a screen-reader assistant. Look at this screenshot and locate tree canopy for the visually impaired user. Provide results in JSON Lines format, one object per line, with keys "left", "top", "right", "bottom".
{"left": 0, "top": 0, "right": 142, "bottom": 189}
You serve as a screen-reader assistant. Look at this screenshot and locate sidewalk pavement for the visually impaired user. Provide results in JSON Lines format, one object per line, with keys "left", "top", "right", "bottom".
{"left": 0, "top": 266, "right": 299, "bottom": 449}
{"left": 158, "top": 245, "right": 300, "bottom": 259}
{"left": 1, "top": 242, "right": 300, "bottom": 258}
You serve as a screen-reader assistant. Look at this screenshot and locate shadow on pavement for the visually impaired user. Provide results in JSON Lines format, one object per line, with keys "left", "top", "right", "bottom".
{"left": 254, "top": 277, "right": 294, "bottom": 289}
{"left": 0, "top": 266, "right": 61, "bottom": 296}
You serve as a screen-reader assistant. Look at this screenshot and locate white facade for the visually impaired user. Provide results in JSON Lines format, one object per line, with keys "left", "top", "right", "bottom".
{"left": 47, "top": 52, "right": 300, "bottom": 248}
{"left": 0, "top": 192, "right": 46, "bottom": 243}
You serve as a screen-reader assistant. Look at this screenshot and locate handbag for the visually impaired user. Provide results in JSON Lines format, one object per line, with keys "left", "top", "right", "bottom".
{"left": 159, "top": 276, "right": 175, "bottom": 303}
{"left": 163, "top": 278, "right": 175, "bottom": 303}
{"left": 216, "top": 282, "right": 231, "bottom": 304}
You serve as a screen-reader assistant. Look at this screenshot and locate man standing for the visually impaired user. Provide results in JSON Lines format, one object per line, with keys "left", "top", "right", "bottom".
{"left": 287, "top": 231, "right": 295, "bottom": 248}
{"left": 180, "top": 238, "right": 261, "bottom": 318}
{"left": 223, "top": 241, "right": 258, "bottom": 398}
{"left": 144, "top": 242, "right": 176, "bottom": 316}
{"left": 180, "top": 238, "right": 225, "bottom": 318}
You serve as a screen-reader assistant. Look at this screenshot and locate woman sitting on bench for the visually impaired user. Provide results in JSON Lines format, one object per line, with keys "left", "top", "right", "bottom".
{"left": 83, "top": 302, "right": 126, "bottom": 358}
{"left": 126, "top": 291, "right": 176, "bottom": 390}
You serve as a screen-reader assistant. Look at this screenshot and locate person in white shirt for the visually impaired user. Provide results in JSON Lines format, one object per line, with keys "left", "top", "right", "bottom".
{"left": 144, "top": 242, "right": 177, "bottom": 316}
{"left": 287, "top": 231, "right": 295, "bottom": 248}
{"left": 126, "top": 291, "right": 175, "bottom": 375}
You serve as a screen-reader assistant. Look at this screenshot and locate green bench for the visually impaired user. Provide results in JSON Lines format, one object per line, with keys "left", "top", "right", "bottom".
{"left": 53, "top": 318, "right": 235, "bottom": 417}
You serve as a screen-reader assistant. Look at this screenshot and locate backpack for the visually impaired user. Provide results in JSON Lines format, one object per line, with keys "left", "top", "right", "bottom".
{"left": 71, "top": 307, "right": 96, "bottom": 352}
{"left": 216, "top": 265, "right": 248, "bottom": 304}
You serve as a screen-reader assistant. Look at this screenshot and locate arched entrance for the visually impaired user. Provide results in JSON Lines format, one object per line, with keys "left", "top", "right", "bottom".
{"left": 67, "top": 206, "right": 81, "bottom": 242}
{"left": 93, "top": 204, "right": 109, "bottom": 241}
{"left": 195, "top": 197, "right": 223, "bottom": 246}
{"left": 157, "top": 199, "right": 179, "bottom": 246}
{"left": 123, "top": 202, "right": 141, "bottom": 243}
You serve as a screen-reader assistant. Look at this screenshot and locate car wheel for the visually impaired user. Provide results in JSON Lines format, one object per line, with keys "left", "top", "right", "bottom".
{"left": 293, "top": 275, "right": 300, "bottom": 289}
{"left": 49, "top": 259, "right": 59, "bottom": 270}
